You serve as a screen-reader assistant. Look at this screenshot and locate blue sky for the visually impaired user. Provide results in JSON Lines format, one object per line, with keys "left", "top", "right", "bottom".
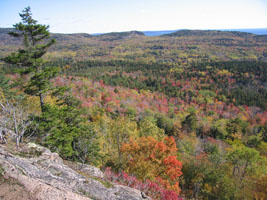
{"left": 1, "top": 0, "right": 266, "bottom": 34}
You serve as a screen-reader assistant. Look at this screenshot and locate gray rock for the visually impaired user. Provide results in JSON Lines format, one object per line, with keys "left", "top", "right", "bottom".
{"left": 40, "top": 152, "right": 63, "bottom": 164}
{"left": 0, "top": 143, "right": 151, "bottom": 200}
{"left": 27, "top": 142, "right": 51, "bottom": 154}
{"left": 77, "top": 163, "right": 104, "bottom": 178}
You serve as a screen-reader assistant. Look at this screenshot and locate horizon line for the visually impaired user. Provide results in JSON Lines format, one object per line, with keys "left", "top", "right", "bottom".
{"left": 1, "top": 27, "right": 267, "bottom": 35}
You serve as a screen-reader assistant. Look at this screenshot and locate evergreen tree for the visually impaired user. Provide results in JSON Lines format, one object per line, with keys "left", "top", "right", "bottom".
{"left": 30, "top": 92, "right": 101, "bottom": 162}
{"left": 2, "top": 7, "right": 56, "bottom": 113}
{"left": 0, "top": 71, "right": 13, "bottom": 99}
{"left": 182, "top": 111, "right": 197, "bottom": 133}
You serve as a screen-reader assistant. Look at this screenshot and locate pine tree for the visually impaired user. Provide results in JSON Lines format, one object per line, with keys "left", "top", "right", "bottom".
{"left": 0, "top": 72, "right": 13, "bottom": 99}
{"left": 32, "top": 93, "right": 101, "bottom": 162}
{"left": 2, "top": 7, "right": 57, "bottom": 113}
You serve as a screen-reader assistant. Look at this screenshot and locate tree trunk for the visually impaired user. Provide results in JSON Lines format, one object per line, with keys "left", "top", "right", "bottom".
{"left": 16, "top": 136, "right": 20, "bottom": 149}
{"left": 39, "top": 93, "right": 44, "bottom": 113}
{"left": 240, "top": 160, "right": 248, "bottom": 183}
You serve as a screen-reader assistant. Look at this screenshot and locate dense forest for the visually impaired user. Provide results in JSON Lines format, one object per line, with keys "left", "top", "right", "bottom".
{"left": 0, "top": 7, "right": 266, "bottom": 200}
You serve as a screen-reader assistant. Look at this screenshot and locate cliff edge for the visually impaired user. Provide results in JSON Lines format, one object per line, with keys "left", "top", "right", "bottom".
{"left": 0, "top": 143, "right": 150, "bottom": 200}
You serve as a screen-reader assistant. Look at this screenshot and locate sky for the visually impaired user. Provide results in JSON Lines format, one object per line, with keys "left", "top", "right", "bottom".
{"left": 0, "top": 0, "right": 267, "bottom": 34}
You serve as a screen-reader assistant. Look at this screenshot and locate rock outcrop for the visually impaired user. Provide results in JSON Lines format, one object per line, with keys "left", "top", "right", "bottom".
{"left": 0, "top": 143, "right": 151, "bottom": 200}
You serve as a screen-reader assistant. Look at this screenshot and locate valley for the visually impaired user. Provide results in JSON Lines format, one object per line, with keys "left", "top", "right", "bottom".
{"left": 0, "top": 24, "right": 267, "bottom": 199}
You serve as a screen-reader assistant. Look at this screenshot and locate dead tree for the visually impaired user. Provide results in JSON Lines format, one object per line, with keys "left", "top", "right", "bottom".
{"left": 0, "top": 99, "right": 32, "bottom": 148}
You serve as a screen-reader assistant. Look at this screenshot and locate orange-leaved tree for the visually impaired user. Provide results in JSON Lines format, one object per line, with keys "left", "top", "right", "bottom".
{"left": 121, "top": 136, "right": 183, "bottom": 194}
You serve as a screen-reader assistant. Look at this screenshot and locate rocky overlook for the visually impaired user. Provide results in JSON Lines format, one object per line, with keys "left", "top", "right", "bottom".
{"left": 0, "top": 143, "right": 150, "bottom": 200}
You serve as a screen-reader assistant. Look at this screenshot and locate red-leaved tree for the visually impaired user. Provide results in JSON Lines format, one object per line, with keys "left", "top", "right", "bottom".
{"left": 121, "top": 136, "right": 183, "bottom": 195}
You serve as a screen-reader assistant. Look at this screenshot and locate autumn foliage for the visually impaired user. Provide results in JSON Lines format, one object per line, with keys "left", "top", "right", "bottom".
{"left": 104, "top": 167, "right": 183, "bottom": 200}
{"left": 121, "top": 136, "right": 182, "bottom": 195}
{"left": 1, "top": 9, "right": 267, "bottom": 199}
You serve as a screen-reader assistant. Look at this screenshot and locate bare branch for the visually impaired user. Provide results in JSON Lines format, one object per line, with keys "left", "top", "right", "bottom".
{"left": 0, "top": 99, "right": 33, "bottom": 147}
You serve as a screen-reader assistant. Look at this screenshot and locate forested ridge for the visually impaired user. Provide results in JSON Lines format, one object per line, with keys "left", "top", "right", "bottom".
{"left": 0, "top": 7, "right": 266, "bottom": 200}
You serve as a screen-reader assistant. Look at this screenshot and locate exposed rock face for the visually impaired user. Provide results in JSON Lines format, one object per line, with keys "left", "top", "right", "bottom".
{"left": 72, "top": 162, "right": 105, "bottom": 178}
{"left": 0, "top": 143, "right": 151, "bottom": 200}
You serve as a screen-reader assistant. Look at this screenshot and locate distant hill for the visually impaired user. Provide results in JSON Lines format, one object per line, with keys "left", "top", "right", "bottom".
{"left": 0, "top": 28, "right": 145, "bottom": 45}
{"left": 0, "top": 28, "right": 92, "bottom": 46}
{"left": 93, "top": 30, "right": 145, "bottom": 41}
{"left": 162, "top": 29, "right": 254, "bottom": 37}
{"left": 159, "top": 29, "right": 267, "bottom": 43}
{"left": 0, "top": 28, "right": 21, "bottom": 45}
{"left": 0, "top": 28, "right": 14, "bottom": 34}
{"left": 143, "top": 28, "right": 267, "bottom": 36}
{"left": 0, "top": 27, "right": 266, "bottom": 62}
{"left": 51, "top": 32, "right": 91, "bottom": 42}
{"left": 1, "top": 28, "right": 265, "bottom": 45}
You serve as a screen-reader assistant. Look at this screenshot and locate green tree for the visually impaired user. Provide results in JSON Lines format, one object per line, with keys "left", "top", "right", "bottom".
{"left": 2, "top": 7, "right": 56, "bottom": 113}
{"left": 227, "top": 143, "right": 260, "bottom": 183}
{"left": 181, "top": 158, "right": 236, "bottom": 200}
{"left": 108, "top": 116, "right": 138, "bottom": 167}
{"left": 0, "top": 71, "right": 14, "bottom": 100}
{"left": 211, "top": 119, "right": 228, "bottom": 139}
{"left": 226, "top": 118, "right": 247, "bottom": 141}
{"left": 156, "top": 114, "right": 174, "bottom": 135}
{"left": 138, "top": 116, "right": 164, "bottom": 139}
{"left": 32, "top": 94, "right": 101, "bottom": 162}
{"left": 73, "top": 124, "right": 101, "bottom": 167}
{"left": 182, "top": 111, "right": 197, "bottom": 133}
